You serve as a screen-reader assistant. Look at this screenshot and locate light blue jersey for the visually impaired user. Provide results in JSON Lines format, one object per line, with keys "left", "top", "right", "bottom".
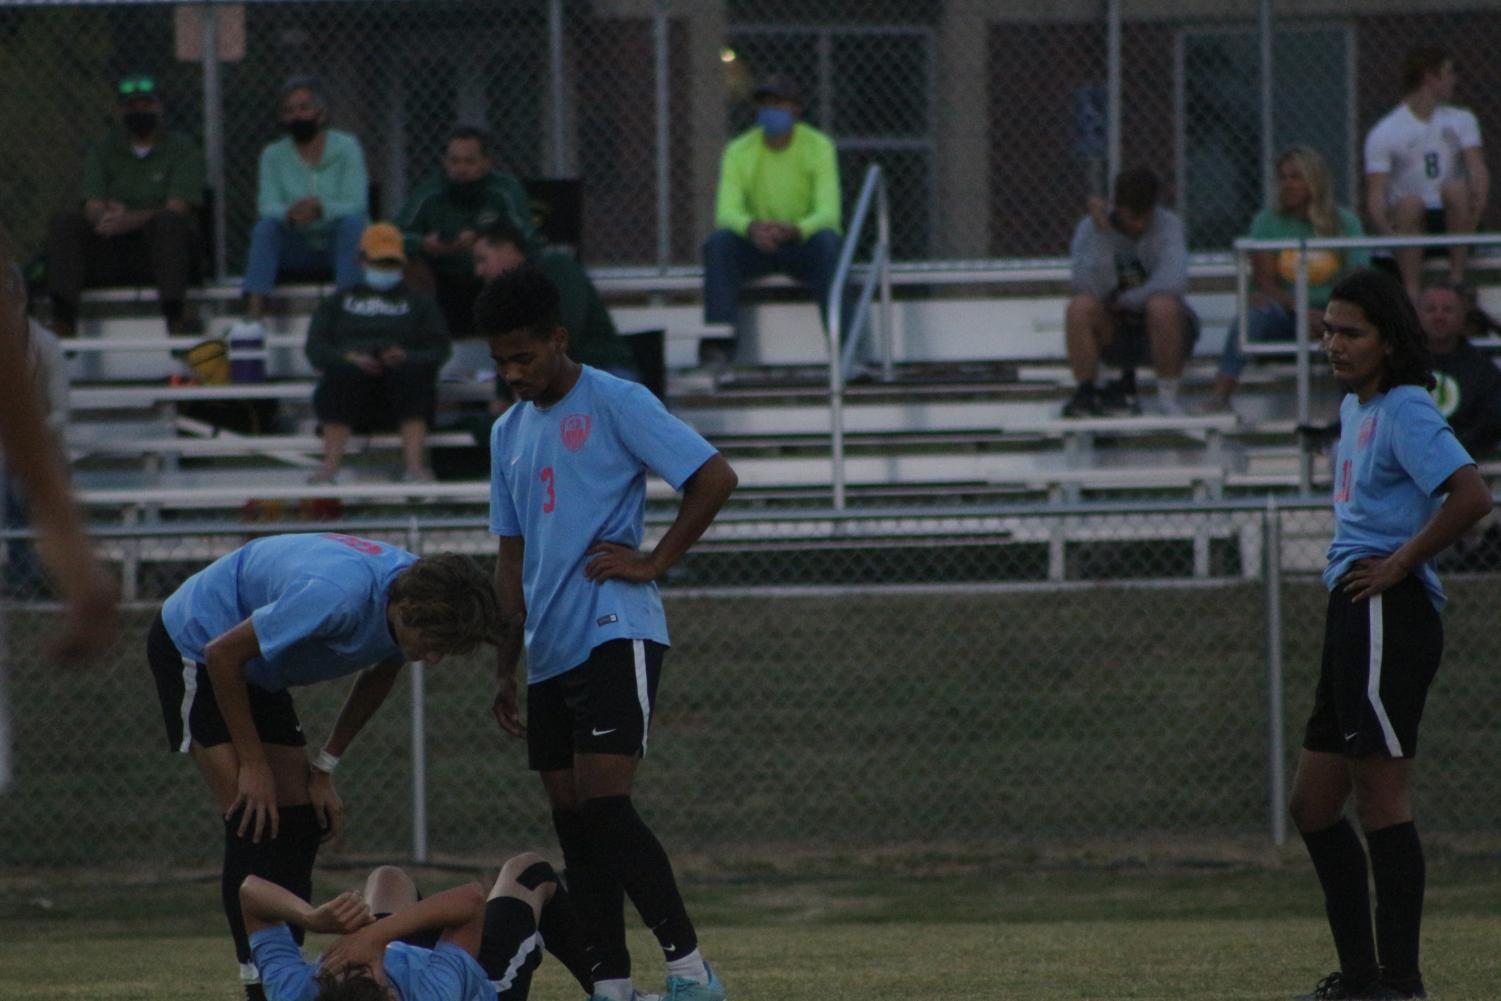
{"left": 161, "top": 533, "right": 414, "bottom": 690}
{"left": 251, "top": 925, "right": 497, "bottom": 1001}
{"left": 489, "top": 366, "right": 717, "bottom": 681}
{"left": 1324, "top": 386, "right": 1474, "bottom": 608}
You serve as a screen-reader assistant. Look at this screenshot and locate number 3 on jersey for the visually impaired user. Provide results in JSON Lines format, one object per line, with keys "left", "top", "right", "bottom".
{"left": 540, "top": 466, "right": 556, "bottom": 513}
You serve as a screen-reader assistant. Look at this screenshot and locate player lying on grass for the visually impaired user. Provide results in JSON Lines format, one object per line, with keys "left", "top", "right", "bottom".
{"left": 240, "top": 851, "right": 595, "bottom": 1001}
{"left": 1289, "top": 268, "right": 1491, "bottom": 1001}
{"left": 147, "top": 532, "right": 498, "bottom": 1000}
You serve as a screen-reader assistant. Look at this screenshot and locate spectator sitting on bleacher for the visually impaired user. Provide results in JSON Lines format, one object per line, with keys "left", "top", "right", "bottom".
{"left": 239, "top": 76, "right": 368, "bottom": 331}
{"left": 1419, "top": 282, "right": 1501, "bottom": 457}
{"left": 701, "top": 73, "right": 842, "bottom": 369}
{"left": 304, "top": 223, "right": 450, "bottom": 485}
{"left": 395, "top": 126, "right": 540, "bottom": 339}
{"left": 473, "top": 221, "right": 638, "bottom": 385}
{"left": 1206, "top": 146, "right": 1368, "bottom": 414}
{"left": 1063, "top": 167, "right": 1197, "bottom": 417}
{"left": 1364, "top": 46, "right": 1489, "bottom": 299}
{"left": 46, "top": 73, "right": 204, "bottom": 338}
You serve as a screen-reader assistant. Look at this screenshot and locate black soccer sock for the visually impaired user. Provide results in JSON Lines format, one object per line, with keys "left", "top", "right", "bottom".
{"left": 554, "top": 808, "right": 630, "bottom": 981}
{"left": 266, "top": 804, "right": 323, "bottom": 947}
{"left": 161, "top": 298, "right": 185, "bottom": 324}
{"left": 1366, "top": 821, "right": 1425, "bottom": 986}
{"left": 1301, "top": 817, "right": 1379, "bottom": 985}
{"left": 580, "top": 794, "right": 699, "bottom": 962}
{"left": 1119, "top": 367, "right": 1138, "bottom": 395}
{"left": 221, "top": 811, "right": 276, "bottom": 964}
{"left": 536, "top": 869, "right": 597, "bottom": 994}
{"left": 479, "top": 896, "right": 544, "bottom": 1001}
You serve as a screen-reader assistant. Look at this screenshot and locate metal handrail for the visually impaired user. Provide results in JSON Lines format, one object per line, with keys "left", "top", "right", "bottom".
{"left": 827, "top": 164, "right": 893, "bottom": 510}
{"left": 1232, "top": 231, "right": 1501, "bottom": 493}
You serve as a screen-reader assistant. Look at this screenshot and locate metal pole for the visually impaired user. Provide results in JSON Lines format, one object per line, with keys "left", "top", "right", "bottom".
{"left": 1259, "top": 0, "right": 1275, "bottom": 209}
{"left": 200, "top": 4, "right": 228, "bottom": 283}
{"left": 410, "top": 661, "right": 428, "bottom": 862}
{"left": 1295, "top": 248, "right": 1312, "bottom": 494}
{"left": 548, "top": 0, "right": 565, "bottom": 175}
{"left": 1264, "top": 495, "right": 1287, "bottom": 846}
{"left": 878, "top": 176, "right": 893, "bottom": 382}
{"left": 1106, "top": 0, "right": 1122, "bottom": 185}
{"left": 654, "top": 1, "right": 671, "bottom": 271}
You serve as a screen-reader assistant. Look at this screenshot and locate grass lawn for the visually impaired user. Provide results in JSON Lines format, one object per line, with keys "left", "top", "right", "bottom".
{"left": 5, "top": 855, "right": 1501, "bottom": 1000}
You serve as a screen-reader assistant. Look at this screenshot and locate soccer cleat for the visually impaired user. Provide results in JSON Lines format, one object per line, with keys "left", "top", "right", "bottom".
{"left": 1061, "top": 384, "right": 1102, "bottom": 418}
{"left": 1295, "top": 970, "right": 1389, "bottom": 1000}
{"left": 1376, "top": 976, "right": 1426, "bottom": 1000}
{"left": 663, "top": 959, "right": 726, "bottom": 1001}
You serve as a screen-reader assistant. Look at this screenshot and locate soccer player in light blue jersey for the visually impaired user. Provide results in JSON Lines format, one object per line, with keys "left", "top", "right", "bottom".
{"left": 147, "top": 533, "right": 497, "bottom": 1001}
{"left": 1288, "top": 270, "right": 1490, "bottom": 1001}
{"left": 479, "top": 266, "right": 738, "bottom": 1001}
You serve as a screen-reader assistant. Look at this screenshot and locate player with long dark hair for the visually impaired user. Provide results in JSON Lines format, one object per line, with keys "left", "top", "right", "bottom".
{"left": 1289, "top": 268, "right": 1491, "bottom": 1000}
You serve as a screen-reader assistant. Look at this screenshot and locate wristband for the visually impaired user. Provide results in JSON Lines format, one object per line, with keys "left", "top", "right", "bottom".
{"left": 310, "top": 749, "right": 340, "bottom": 775}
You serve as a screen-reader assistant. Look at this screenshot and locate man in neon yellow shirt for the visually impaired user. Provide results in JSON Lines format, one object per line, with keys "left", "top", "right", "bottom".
{"left": 702, "top": 75, "right": 842, "bottom": 365}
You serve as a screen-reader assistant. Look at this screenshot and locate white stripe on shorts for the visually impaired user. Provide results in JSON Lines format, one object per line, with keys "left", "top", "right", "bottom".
{"left": 177, "top": 656, "right": 197, "bottom": 753}
{"left": 1366, "top": 593, "right": 1403, "bottom": 757}
{"left": 632, "top": 640, "right": 652, "bottom": 753}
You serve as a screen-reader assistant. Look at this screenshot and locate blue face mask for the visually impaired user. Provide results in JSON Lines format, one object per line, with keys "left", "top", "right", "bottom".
{"left": 757, "top": 107, "right": 795, "bottom": 138}
{"left": 364, "top": 267, "right": 402, "bottom": 291}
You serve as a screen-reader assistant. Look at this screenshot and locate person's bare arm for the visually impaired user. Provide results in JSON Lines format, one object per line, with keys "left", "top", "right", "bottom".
{"left": 0, "top": 246, "right": 117, "bottom": 660}
{"left": 308, "top": 659, "right": 403, "bottom": 838}
{"left": 491, "top": 536, "right": 527, "bottom": 738}
{"left": 239, "top": 875, "right": 373, "bottom": 937}
{"left": 319, "top": 883, "right": 485, "bottom": 976}
{"left": 203, "top": 618, "right": 278, "bottom": 842}
{"left": 584, "top": 453, "right": 738, "bottom": 583}
{"left": 1463, "top": 146, "right": 1490, "bottom": 221}
{"left": 1249, "top": 250, "right": 1292, "bottom": 310}
{"left": 1342, "top": 464, "right": 1493, "bottom": 601}
{"left": 1365, "top": 172, "right": 1392, "bottom": 233}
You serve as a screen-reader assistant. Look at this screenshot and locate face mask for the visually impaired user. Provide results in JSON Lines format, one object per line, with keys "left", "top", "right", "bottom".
{"left": 283, "top": 117, "right": 322, "bottom": 143}
{"left": 447, "top": 177, "right": 487, "bottom": 203}
{"left": 756, "top": 107, "right": 795, "bottom": 138}
{"left": 364, "top": 268, "right": 402, "bottom": 291}
{"left": 123, "top": 111, "right": 158, "bottom": 137}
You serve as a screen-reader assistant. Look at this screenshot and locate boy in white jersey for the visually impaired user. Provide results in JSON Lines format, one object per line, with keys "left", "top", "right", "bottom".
{"left": 479, "top": 266, "right": 738, "bottom": 1001}
{"left": 1289, "top": 270, "right": 1490, "bottom": 1001}
{"left": 1363, "top": 46, "right": 1489, "bottom": 298}
{"left": 146, "top": 534, "right": 498, "bottom": 1001}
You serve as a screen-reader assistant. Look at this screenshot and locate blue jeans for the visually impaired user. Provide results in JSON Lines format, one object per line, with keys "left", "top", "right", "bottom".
{"left": 1219, "top": 301, "right": 1297, "bottom": 379}
{"left": 243, "top": 214, "right": 366, "bottom": 294}
{"left": 702, "top": 228, "right": 851, "bottom": 335}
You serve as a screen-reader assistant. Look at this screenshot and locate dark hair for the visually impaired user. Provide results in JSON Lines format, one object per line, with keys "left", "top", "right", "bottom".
{"left": 314, "top": 964, "right": 389, "bottom": 1001}
{"left": 1328, "top": 268, "right": 1434, "bottom": 391}
{"left": 387, "top": 553, "right": 498, "bottom": 653}
{"left": 1401, "top": 46, "right": 1450, "bottom": 93}
{"left": 473, "top": 264, "right": 562, "bottom": 340}
{"left": 446, "top": 125, "right": 493, "bottom": 155}
{"left": 1112, "top": 167, "right": 1160, "bottom": 215}
{"left": 280, "top": 74, "right": 325, "bottom": 105}
{"left": 475, "top": 219, "right": 527, "bottom": 252}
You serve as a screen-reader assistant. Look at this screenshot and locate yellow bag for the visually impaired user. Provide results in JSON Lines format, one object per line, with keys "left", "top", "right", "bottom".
{"left": 185, "top": 338, "right": 230, "bottom": 385}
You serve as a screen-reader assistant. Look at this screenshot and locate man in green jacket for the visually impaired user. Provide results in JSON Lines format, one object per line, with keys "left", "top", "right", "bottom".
{"left": 305, "top": 223, "right": 450, "bottom": 485}
{"left": 396, "top": 126, "right": 540, "bottom": 338}
{"left": 46, "top": 74, "right": 204, "bottom": 337}
{"left": 702, "top": 74, "right": 843, "bottom": 365}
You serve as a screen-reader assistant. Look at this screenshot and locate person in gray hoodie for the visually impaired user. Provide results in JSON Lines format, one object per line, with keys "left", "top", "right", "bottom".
{"left": 1062, "top": 167, "right": 1198, "bottom": 417}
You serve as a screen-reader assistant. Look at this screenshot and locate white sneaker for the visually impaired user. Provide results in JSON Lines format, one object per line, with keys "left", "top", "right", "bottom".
{"left": 1154, "top": 393, "right": 1186, "bottom": 417}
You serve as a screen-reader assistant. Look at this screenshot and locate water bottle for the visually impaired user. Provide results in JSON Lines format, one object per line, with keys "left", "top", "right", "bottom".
{"left": 228, "top": 320, "right": 268, "bottom": 383}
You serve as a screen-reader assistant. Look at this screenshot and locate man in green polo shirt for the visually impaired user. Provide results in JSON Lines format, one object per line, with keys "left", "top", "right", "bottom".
{"left": 701, "top": 73, "right": 843, "bottom": 366}
{"left": 46, "top": 74, "right": 204, "bottom": 337}
{"left": 395, "top": 126, "right": 540, "bottom": 338}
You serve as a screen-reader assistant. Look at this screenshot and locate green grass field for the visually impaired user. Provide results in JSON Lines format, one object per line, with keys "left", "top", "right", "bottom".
{"left": 5, "top": 854, "right": 1501, "bottom": 1000}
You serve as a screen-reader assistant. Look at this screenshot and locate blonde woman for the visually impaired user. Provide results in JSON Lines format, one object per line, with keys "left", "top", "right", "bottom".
{"left": 1210, "top": 146, "right": 1368, "bottom": 411}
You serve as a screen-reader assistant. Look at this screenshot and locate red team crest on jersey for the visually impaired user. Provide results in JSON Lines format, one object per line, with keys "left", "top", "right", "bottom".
{"left": 561, "top": 414, "right": 592, "bottom": 452}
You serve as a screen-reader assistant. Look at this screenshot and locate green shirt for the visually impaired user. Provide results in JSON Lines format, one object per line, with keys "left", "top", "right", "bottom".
{"left": 1247, "top": 207, "right": 1367, "bottom": 307}
{"left": 304, "top": 284, "right": 451, "bottom": 371}
{"left": 79, "top": 129, "right": 205, "bottom": 210}
{"left": 256, "top": 129, "right": 368, "bottom": 248}
{"left": 395, "top": 170, "right": 541, "bottom": 274}
{"left": 713, "top": 122, "right": 841, "bottom": 240}
{"left": 538, "top": 251, "right": 633, "bottom": 372}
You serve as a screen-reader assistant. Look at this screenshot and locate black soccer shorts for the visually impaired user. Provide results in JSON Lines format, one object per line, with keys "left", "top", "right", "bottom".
{"left": 526, "top": 638, "right": 665, "bottom": 772}
{"left": 146, "top": 611, "right": 306, "bottom": 752}
{"left": 1303, "top": 574, "right": 1442, "bottom": 759}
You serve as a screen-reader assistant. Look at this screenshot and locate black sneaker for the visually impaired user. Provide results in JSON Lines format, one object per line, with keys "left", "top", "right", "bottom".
{"left": 1295, "top": 971, "right": 1385, "bottom": 1000}
{"left": 1377, "top": 975, "right": 1426, "bottom": 999}
{"left": 1098, "top": 378, "right": 1142, "bottom": 416}
{"left": 1062, "top": 383, "right": 1103, "bottom": 417}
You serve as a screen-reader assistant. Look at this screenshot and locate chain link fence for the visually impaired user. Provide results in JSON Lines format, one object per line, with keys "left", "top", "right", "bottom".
{"left": 4, "top": 499, "right": 1500, "bottom": 871}
{"left": 4, "top": 0, "right": 1501, "bottom": 274}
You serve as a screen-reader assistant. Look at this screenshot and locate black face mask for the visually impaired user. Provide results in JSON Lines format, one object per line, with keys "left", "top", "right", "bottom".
{"left": 283, "top": 117, "right": 322, "bottom": 143}
{"left": 123, "top": 111, "right": 158, "bottom": 137}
